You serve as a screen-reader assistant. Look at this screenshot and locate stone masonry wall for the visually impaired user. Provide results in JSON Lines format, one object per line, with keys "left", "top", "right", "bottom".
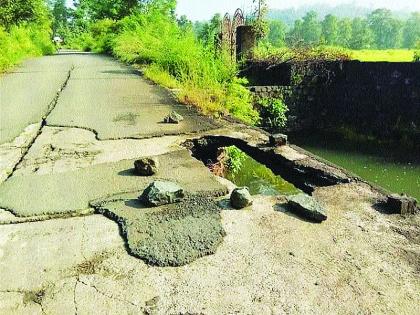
{"left": 247, "top": 61, "right": 420, "bottom": 145}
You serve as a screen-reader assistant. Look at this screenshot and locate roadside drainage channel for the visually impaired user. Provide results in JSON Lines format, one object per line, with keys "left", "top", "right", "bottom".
{"left": 183, "top": 135, "right": 352, "bottom": 195}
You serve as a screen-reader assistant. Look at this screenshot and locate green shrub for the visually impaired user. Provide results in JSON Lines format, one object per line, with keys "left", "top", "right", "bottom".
{"left": 257, "top": 97, "right": 289, "bottom": 131}
{"left": 0, "top": 24, "right": 54, "bottom": 72}
{"left": 65, "top": 3, "right": 260, "bottom": 124}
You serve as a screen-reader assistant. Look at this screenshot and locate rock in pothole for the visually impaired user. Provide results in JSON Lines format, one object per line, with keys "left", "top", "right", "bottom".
{"left": 163, "top": 111, "right": 184, "bottom": 124}
{"left": 287, "top": 193, "right": 327, "bottom": 222}
{"left": 230, "top": 187, "right": 253, "bottom": 209}
{"left": 140, "top": 181, "right": 185, "bottom": 207}
{"left": 134, "top": 158, "right": 159, "bottom": 176}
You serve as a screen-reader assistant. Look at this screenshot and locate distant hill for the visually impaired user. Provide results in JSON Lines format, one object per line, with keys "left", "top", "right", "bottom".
{"left": 268, "top": 4, "right": 413, "bottom": 26}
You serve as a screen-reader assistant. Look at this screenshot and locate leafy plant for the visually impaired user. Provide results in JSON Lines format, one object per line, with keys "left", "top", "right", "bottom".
{"left": 257, "top": 97, "right": 289, "bottom": 131}
{"left": 225, "top": 146, "right": 247, "bottom": 175}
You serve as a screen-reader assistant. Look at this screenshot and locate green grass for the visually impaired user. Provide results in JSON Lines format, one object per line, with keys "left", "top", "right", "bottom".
{"left": 350, "top": 49, "right": 416, "bottom": 62}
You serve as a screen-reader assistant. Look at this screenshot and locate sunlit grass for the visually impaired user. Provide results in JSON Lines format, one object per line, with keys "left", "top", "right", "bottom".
{"left": 350, "top": 49, "right": 416, "bottom": 62}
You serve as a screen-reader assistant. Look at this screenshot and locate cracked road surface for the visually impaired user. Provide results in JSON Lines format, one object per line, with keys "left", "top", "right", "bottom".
{"left": 1, "top": 52, "right": 420, "bottom": 314}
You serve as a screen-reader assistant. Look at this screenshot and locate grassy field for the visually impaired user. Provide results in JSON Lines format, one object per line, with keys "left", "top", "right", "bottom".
{"left": 350, "top": 49, "right": 416, "bottom": 62}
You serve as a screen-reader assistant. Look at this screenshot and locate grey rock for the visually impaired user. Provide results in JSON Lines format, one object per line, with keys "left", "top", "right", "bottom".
{"left": 387, "top": 194, "right": 418, "bottom": 215}
{"left": 164, "top": 111, "right": 184, "bottom": 124}
{"left": 269, "top": 134, "right": 288, "bottom": 147}
{"left": 140, "top": 181, "right": 185, "bottom": 207}
{"left": 287, "top": 194, "right": 327, "bottom": 222}
{"left": 230, "top": 187, "right": 253, "bottom": 209}
{"left": 134, "top": 158, "right": 158, "bottom": 176}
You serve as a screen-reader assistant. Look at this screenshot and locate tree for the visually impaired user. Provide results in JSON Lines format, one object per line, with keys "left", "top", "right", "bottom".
{"left": 75, "top": 0, "right": 139, "bottom": 21}
{"left": 49, "top": 0, "right": 70, "bottom": 35}
{"left": 301, "top": 11, "right": 321, "bottom": 46}
{"left": 267, "top": 20, "right": 286, "bottom": 47}
{"left": 349, "top": 17, "right": 373, "bottom": 49}
{"left": 286, "top": 19, "right": 304, "bottom": 47}
{"left": 321, "top": 14, "right": 339, "bottom": 46}
{"left": 196, "top": 14, "right": 221, "bottom": 46}
{"left": 368, "top": 9, "right": 402, "bottom": 49}
{"left": 336, "top": 18, "right": 352, "bottom": 48}
{"left": 402, "top": 13, "right": 420, "bottom": 48}
{"left": 0, "top": 0, "right": 50, "bottom": 29}
{"left": 177, "top": 15, "right": 192, "bottom": 31}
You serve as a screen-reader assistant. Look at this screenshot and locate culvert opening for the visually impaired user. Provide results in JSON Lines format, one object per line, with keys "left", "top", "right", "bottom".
{"left": 183, "top": 136, "right": 350, "bottom": 195}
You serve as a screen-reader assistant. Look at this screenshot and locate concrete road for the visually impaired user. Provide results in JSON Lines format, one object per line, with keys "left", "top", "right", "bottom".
{"left": 0, "top": 55, "right": 72, "bottom": 144}
{"left": 0, "top": 52, "right": 419, "bottom": 315}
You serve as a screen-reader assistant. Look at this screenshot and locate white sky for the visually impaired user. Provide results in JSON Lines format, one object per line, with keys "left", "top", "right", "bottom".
{"left": 65, "top": 1, "right": 420, "bottom": 21}
{"left": 176, "top": 0, "right": 420, "bottom": 21}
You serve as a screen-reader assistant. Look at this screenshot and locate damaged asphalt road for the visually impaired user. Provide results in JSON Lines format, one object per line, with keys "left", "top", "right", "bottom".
{"left": 0, "top": 51, "right": 419, "bottom": 315}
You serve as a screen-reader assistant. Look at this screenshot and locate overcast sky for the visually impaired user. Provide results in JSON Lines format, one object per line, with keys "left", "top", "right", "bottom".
{"left": 65, "top": 0, "right": 420, "bottom": 21}
{"left": 176, "top": 0, "right": 420, "bottom": 21}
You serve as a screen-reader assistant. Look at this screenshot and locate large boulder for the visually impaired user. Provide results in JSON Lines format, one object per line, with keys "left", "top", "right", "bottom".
{"left": 134, "top": 158, "right": 159, "bottom": 176}
{"left": 230, "top": 187, "right": 253, "bottom": 209}
{"left": 287, "top": 193, "right": 327, "bottom": 222}
{"left": 140, "top": 181, "right": 185, "bottom": 207}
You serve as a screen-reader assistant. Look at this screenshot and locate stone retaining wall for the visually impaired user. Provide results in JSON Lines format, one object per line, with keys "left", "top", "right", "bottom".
{"left": 247, "top": 61, "right": 420, "bottom": 145}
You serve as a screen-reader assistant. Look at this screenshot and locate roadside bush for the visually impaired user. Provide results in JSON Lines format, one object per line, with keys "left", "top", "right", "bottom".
{"left": 77, "top": 5, "right": 259, "bottom": 124}
{"left": 256, "top": 97, "right": 289, "bottom": 131}
{"left": 0, "top": 24, "right": 54, "bottom": 72}
{"left": 64, "top": 31, "right": 95, "bottom": 51}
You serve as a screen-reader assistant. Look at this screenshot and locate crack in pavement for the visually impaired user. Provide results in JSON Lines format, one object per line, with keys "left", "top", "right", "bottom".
{"left": 73, "top": 279, "right": 79, "bottom": 315}
{"left": 46, "top": 123, "right": 225, "bottom": 142}
{"left": 4, "top": 66, "right": 74, "bottom": 182}
{"left": 0, "top": 207, "right": 94, "bottom": 225}
{"left": 77, "top": 278, "right": 141, "bottom": 309}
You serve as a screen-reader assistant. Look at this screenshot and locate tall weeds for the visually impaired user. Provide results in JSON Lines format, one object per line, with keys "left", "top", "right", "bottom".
{"left": 71, "top": 6, "right": 259, "bottom": 124}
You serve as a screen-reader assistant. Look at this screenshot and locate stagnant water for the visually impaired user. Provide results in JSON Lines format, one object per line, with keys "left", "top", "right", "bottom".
{"left": 222, "top": 147, "right": 301, "bottom": 196}
{"left": 291, "top": 133, "right": 420, "bottom": 200}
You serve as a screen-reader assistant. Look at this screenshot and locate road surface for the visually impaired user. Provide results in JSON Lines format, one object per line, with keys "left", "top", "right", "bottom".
{"left": 0, "top": 52, "right": 419, "bottom": 315}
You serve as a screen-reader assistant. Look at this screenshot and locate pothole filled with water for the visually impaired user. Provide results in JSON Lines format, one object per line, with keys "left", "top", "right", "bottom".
{"left": 202, "top": 146, "right": 300, "bottom": 196}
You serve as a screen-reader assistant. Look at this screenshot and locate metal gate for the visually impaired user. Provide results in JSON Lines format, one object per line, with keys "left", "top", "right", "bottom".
{"left": 220, "top": 9, "right": 245, "bottom": 60}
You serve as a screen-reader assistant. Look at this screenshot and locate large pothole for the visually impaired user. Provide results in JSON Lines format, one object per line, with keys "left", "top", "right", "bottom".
{"left": 183, "top": 135, "right": 351, "bottom": 194}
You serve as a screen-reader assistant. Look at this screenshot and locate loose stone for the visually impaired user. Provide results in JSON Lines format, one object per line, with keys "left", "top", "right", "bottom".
{"left": 287, "top": 193, "right": 327, "bottom": 222}
{"left": 140, "top": 181, "right": 185, "bottom": 207}
{"left": 269, "top": 133, "right": 288, "bottom": 147}
{"left": 134, "top": 158, "right": 159, "bottom": 176}
{"left": 230, "top": 187, "right": 253, "bottom": 209}
{"left": 386, "top": 194, "right": 418, "bottom": 215}
{"left": 164, "top": 111, "right": 184, "bottom": 124}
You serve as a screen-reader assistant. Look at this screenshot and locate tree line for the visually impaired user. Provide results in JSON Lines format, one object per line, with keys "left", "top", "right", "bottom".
{"left": 267, "top": 9, "right": 420, "bottom": 49}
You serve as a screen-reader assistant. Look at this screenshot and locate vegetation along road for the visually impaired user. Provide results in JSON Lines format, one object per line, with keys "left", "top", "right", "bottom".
{"left": 0, "top": 50, "right": 419, "bottom": 314}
